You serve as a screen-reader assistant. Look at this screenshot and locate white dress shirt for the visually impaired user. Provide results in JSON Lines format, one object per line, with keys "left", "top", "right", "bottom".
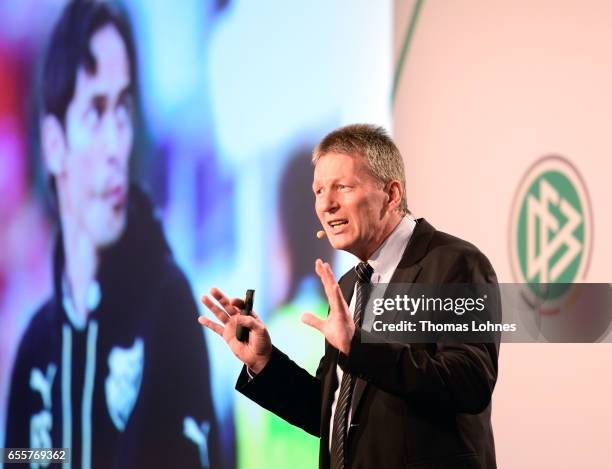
{"left": 328, "top": 215, "right": 416, "bottom": 451}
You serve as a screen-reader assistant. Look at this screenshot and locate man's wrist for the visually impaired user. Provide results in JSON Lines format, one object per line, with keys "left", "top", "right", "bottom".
{"left": 248, "top": 352, "right": 271, "bottom": 374}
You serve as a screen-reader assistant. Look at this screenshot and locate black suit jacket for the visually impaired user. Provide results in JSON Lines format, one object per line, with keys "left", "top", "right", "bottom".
{"left": 236, "top": 219, "right": 499, "bottom": 468}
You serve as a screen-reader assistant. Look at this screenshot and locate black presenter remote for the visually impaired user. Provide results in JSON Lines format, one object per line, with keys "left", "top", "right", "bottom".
{"left": 236, "top": 289, "right": 255, "bottom": 342}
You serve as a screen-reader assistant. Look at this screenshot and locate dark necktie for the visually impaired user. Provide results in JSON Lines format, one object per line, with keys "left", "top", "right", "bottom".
{"left": 330, "top": 262, "right": 374, "bottom": 469}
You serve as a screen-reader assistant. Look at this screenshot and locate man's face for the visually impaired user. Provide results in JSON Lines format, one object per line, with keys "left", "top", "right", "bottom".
{"left": 58, "top": 24, "right": 133, "bottom": 247}
{"left": 313, "top": 152, "right": 390, "bottom": 260}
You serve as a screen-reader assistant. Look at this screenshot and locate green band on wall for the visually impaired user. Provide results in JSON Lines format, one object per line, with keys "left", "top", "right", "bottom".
{"left": 391, "top": 0, "right": 425, "bottom": 105}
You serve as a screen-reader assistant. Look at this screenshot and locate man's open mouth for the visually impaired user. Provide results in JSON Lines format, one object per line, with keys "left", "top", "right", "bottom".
{"left": 328, "top": 219, "right": 348, "bottom": 228}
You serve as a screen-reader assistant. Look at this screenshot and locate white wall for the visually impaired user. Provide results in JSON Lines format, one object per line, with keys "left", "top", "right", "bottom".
{"left": 394, "top": 1, "right": 612, "bottom": 467}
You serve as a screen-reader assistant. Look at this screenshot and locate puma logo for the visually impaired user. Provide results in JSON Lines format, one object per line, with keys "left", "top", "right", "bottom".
{"left": 184, "top": 416, "right": 211, "bottom": 468}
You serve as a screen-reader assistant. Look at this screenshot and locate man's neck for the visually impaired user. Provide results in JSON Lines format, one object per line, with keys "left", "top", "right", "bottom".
{"left": 61, "top": 216, "right": 98, "bottom": 325}
{"left": 358, "top": 213, "right": 404, "bottom": 261}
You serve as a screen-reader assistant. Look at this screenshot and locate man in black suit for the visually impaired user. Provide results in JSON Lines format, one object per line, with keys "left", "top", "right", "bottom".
{"left": 199, "top": 124, "right": 498, "bottom": 468}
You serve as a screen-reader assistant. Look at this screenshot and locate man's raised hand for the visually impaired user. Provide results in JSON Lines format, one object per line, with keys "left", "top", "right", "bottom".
{"left": 198, "top": 287, "right": 272, "bottom": 373}
{"left": 301, "top": 259, "right": 355, "bottom": 355}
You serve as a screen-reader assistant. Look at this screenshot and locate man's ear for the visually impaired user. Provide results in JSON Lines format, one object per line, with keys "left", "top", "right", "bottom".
{"left": 41, "top": 114, "right": 66, "bottom": 177}
{"left": 384, "top": 180, "right": 403, "bottom": 211}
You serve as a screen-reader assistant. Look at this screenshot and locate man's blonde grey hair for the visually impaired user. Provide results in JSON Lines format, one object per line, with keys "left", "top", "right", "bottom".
{"left": 312, "top": 123, "right": 409, "bottom": 216}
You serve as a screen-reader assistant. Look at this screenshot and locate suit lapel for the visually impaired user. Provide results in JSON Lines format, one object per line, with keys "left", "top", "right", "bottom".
{"left": 388, "top": 218, "right": 435, "bottom": 284}
{"left": 339, "top": 268, "right": 357, "bottom": 306}
{"left": 349, "top": 218, "right": 436, "bottom": 421}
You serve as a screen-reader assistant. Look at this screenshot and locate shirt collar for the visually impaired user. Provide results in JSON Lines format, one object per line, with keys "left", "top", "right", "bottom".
{"left": 62, "top": 275, "right": 102, "bottom": 330}
{"left": 364, "top": 216, "right": 416, "bottom": 283}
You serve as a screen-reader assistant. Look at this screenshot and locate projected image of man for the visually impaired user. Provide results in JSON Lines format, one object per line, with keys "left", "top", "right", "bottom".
{"left": 5, "top": 2, "right": 218, "bottom": 468}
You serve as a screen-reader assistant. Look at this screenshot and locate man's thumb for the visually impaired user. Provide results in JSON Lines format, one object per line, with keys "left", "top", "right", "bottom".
{"left": 301, "top": 312, "right": 324, "bottom": 332}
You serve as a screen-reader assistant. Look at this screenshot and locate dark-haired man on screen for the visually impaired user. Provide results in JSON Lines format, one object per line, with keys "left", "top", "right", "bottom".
{"left": 5, "top": 2, "right": 217, "bottom": 467}
{"left": 200, "top": 124, "right": 498, "bottom": 469}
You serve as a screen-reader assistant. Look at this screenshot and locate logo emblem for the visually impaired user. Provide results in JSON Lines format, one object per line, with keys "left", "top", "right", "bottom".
{"left": 510, "top": 155, "right": 592, "bottom": 300}
{"left": 30, "top": 363, "right": 57, "bottom": 460}
{"left": 105, "top": 337, "right": 144, "bottom": 431}
{"left": 184, "top": 416, "right": 211, "bottom": 468}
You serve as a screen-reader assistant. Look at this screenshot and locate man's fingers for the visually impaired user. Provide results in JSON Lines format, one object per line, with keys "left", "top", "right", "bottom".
{"left": 322, "top": 261, "right": 339, "bottom": 286}
{"left": 315, "top": 259, "right": 335, "bottom": 304}
{"left": 301, "top": 312, "right": 324, "bottom": 332}
{"left": 315, "top": 258, "right": 324, "bottom": 275}
{"left": 328, "top": 283, "right": 347, "bottom": 315}
{"left": 201, "top": 295, "right": 232, "bottom": 323}
{"left": 198, "top": 315, "right": 224, "bottom": 337}
{"left": 210, "top": 288, "right": 240, "bottom": 316}
{"left": 235, "top": 314, "right": 264, "bottom": 332}
{"left": 315, "top": 259, "right": 347, "bottom": 316}
{"left": 322, "top": 262, "right": 348, "bottom": 315}
{"left": 230, "top": 297, "right": 246, "bottom": 309}
{"left": 315, "top": 259, "right": 335, "bottom": 300}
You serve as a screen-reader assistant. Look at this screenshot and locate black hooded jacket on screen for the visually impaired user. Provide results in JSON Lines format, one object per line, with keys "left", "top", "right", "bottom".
{"left": 6, "top": 185, "right": 218, "bottom": 468}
